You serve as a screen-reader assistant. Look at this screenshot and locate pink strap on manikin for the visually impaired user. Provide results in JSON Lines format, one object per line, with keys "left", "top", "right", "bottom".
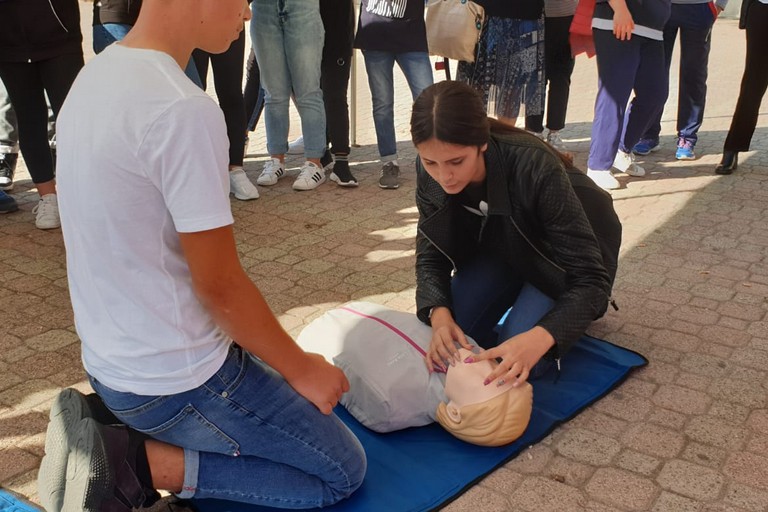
{"left": 339, "top": 306, "right": 428, "bottom": 357}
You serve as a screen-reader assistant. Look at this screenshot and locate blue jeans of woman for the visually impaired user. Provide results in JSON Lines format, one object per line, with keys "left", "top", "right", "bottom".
{"left": 251, "top": 0, "right": 326, "bottom": 159}
{"left": 89, "top": 344, "right": 366, "bottom": 508}
{"left": 362, "top": 50, "right": 433, "bottom": 161}
{"left": 451, "top": 253, "right": 557, "bottom": 376}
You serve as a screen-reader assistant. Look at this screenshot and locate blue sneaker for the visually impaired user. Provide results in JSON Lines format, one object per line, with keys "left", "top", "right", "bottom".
{"left": 675, "top": 139, "right": 696, "bottom": 160}
{"left": 0, "top": 189, "right": 18, "bottom": 214}
{"left": 632, "top": 138, "right": 660, "bottom": 156}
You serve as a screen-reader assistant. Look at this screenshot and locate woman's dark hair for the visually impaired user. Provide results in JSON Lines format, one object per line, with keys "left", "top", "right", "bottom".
{"left": 410, "top": 81, "right": 490, "bottom": 148}
{"left": 411, "top": 80, "right": 573, "bottom": 168}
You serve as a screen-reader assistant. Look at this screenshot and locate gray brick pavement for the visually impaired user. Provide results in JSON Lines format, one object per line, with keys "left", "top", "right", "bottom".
{"left": 1, "top": 6, "right": 768, "bottom": 511}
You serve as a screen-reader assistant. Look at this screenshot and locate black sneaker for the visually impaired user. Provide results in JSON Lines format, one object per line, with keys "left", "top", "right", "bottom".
{"left": 38, "top": 388, "right": 123, "bottom": 512}
{"left": 329, "top": 160, "right": 358, "bottom": 188}
{"left": 0, "top": 152, "right": 17, "bottom": 191}
{"left": 0, "top": 190, "right": 18, "bottom": 214}
{"left": 320, "top": 148, "right": 334, "bottom": 170}
{"left": 57, "top": 419, "right": 159, "bottom": 512}
{"left": 378, "top": 161, "right": 400, "bottom": 189}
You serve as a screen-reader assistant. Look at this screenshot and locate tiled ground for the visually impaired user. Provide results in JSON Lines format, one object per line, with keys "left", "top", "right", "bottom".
{"left": 2, "top": 6, "right": 768, "bottom": 511}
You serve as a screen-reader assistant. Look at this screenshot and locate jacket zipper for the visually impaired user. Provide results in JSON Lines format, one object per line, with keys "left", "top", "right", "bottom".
{"left": 418, "top": 228, "right": 457, "bottom": 274}
{"left": 508, "top": 215, "right": 565, "bottom": 273}
{"left": 48, "top": 0, "right": 69, "bottom": 33}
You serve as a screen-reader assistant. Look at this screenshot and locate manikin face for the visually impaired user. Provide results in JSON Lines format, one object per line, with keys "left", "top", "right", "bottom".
{"left": 444, "top": 348, "right": 515, "bottom": 410}
{"left": 416, "top": 138, "right": 487, "bottom": 195}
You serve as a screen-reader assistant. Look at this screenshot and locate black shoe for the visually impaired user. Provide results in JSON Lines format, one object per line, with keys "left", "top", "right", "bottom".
{"left": 59, "top": 419, "right": 160, "bottom": 511}
{"left": 320, "top": 149, "right": 334, "bottom": 170}
{"left": 0, "top": 152, "right": 17, "bottom": 191}
{"left": 38, "top": 388, "right": 124, "bottom": 512}
{"left": 715, "top": 151, "right": 738, "bottom": 175}
{"left": 0, "top": 190, "right": 18, "bottom": 213}
{"left": 329, "top": 160, "right": 358, "bottom": 188}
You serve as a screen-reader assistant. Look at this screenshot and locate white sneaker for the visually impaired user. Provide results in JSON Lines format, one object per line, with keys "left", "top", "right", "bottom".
{"left": 229, "top": 168, "right": 259, "bottom": 200}
{"left": 586, "top": 169, "right": 620, "bottom": 190}
{"left": 33, "top": 194, "right": 61, "bottom": 229}
{"left": 613, "top": 150, "right": 646, "bottom": 177}
{"left": 293, "top": 161, "right": 326, "bottom": 191}
{"left": 256, "top": 158, "right": 285, "bottom": 186}
{"left": 287, "top": 135, "right": 304, "bottom": 155}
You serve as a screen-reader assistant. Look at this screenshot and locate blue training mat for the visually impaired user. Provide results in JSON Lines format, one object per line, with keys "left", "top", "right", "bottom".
{"left": 0, "top": 489, "right": 42, "bottom": 512}
{"left": 194, "top": 334, "right": 647, "bottom": 512}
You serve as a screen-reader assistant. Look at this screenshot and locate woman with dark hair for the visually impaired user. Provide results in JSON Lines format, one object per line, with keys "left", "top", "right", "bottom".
{"left": 412, "top": 81, "right": 621, "bottom": 387}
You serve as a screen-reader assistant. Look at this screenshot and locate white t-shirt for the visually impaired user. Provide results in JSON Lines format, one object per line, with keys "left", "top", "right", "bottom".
{"left": 57, "top": 45, "right": 234, "bottom": 395}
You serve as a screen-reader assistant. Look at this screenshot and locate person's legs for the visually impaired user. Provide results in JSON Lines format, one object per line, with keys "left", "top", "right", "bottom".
{"left": 253, "top": 0, "right": 291, "bottom": 158}
{"left": 724, "top": 2, "right": 768, "bottom": 152}
{"left": 587, "top": 30, "right": 641, "bottom": 171}
{"left": 0, "top": 62, "right": 56, "bottom": 186}
{"left": 362, "top": 50, "right": 397, "bottom": 161}
{"left": 450, "top": 253, "right": 525, "bottom": 349}
{"left": 244, "top": 48, "right": 265, "bottom": 132}
{"left": 321, "top": 47, "right": 356, "bottom": 186}
{"left": 91, "top": 345, "right": 366, "bottom": 508}
{"left": 395, "top": 52, "right": 434, "bottom": 102}
{"left": 676, "top": 3, "right": 714, "bottom": 148}
{"left": 282, "top": 0, "right": 326, "bottom": 161}
{"left": 543, "top": 15, "right": 575, "bottom": 133}
{"left": 209, "top": 30, "right": 247, "bottom": 168}
{"left": 637, "top": 13, "right": 679, "bottom": 150}
{"left": 0, "top": 77, "right": 18, "bottom": 191}
{"left": 92, "top": 23, "right": 133, "bottom": 54}
{"left": 621, "top": 37, "right": 668, "bottom": 153}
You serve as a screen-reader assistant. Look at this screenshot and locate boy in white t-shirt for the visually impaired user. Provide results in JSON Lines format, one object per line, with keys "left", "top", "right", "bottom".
{"left": 38, "top": 1, "right": 366, "bottom": 510}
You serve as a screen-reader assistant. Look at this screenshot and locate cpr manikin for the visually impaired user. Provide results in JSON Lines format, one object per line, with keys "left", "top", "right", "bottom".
{"left": 436, "top": 348, "right": 533, "bottom": 447}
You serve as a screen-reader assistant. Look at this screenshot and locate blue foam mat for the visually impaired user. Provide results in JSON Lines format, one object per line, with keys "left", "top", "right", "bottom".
{"left": 194, "top": 335, "right": 647, "bottom": 512}
{"left": 0, "top": 490, "right": 41, "bottom": 512}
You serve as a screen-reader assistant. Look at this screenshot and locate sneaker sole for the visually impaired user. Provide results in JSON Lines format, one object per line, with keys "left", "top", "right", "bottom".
{"left": 293, "top": 175, "right": 326, "bottom": 191}
{"left": 676, "top": 153, "right": 696, "bottom": 161}
{"left": 231, "top": 191, "right": 259, "bottom": 201}
{"left": 329, "top": 173, "right": 359, "bottom": 188}
{"left": 38, "top": 389, "right": 92, "bottom": 512}
{"left": 0, "top": 183, "right": 13, "bottom": 192}
{"left": 631, "top": 145, "right": 660, "bottom": 156}
{"left": 61, "top": 418, "right": 114, "bottom": 512}
{"left": 378, "top": 183, "right": 399, "bottom": 189}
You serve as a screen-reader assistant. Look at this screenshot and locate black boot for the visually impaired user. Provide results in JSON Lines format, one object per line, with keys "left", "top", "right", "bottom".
{"left": 715, "top": 151, "right": 738, "bottom": 175}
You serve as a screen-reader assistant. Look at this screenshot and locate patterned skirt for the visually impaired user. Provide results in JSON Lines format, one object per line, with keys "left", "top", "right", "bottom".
{"left": 458, "top": 16, "right": 545, "bottom": 120}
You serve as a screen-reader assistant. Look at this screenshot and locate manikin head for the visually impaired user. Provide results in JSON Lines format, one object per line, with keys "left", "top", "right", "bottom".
{"left": 436, "top": 348, "right": 533, "bottom": 447}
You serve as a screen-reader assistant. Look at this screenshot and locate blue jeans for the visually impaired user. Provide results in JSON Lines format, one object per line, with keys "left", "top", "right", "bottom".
{"left": 93, "top": 24, "right": 203, "bottom": 87}
{"left": 450, "top": 253, "right": 556, "bottom": 349}
{"left": 641, "top": 3, "right": 716, "bottom": 145}
{"left": 89, "top": 344, "right": 366, "bottom": 508}
{"left": 92, "top": 23, "right": 132, "bottom": 54}
{"left": 362, "top": 50, "right": 433, "bottom": 161}
{"left": 252, "top": 0, "right": 326, "bottom": 158}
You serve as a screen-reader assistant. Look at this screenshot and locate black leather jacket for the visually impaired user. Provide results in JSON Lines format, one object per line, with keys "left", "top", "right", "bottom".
{"left": 0, "top": 0, "right": 82, "bottom": 63}
{"left": 415, "top": 131, "right": 619, "bottom": 356}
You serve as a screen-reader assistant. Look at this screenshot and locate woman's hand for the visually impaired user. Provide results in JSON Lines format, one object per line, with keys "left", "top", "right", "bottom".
{"left": 426, "top": 307, "right": 473, "bottom": 373}
{"left": 466, "top": 326, "right": 555, "bottom": 387}
{"left": 609, "top": 0, "right": 635, "bottom": 40}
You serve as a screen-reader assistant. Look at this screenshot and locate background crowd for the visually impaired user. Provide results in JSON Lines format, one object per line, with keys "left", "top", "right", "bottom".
{"left": 0, "top": 0, "right": 766, "bottom": 227}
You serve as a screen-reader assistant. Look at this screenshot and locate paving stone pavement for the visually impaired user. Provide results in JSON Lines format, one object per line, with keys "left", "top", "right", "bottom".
{"left": 1, "top": 6, "right": 768, "bottom": 511}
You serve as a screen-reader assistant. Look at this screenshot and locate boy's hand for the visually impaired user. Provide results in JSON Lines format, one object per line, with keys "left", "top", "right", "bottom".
{"left": 286, "top": 353, "right": 350, "bottom": 415}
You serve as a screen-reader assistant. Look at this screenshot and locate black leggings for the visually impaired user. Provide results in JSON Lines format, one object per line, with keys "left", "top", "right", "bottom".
{"left": 193, "top": 30, "right": 246, "bottom": 167}
{"left": 724, "top": 2, "right": 768, "bottom": 152}
{"left": 0, "top": 53, "right": 83, "bottom": 184}
{"left": 321, "top": 52, "right": 352, "bottom": 156}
